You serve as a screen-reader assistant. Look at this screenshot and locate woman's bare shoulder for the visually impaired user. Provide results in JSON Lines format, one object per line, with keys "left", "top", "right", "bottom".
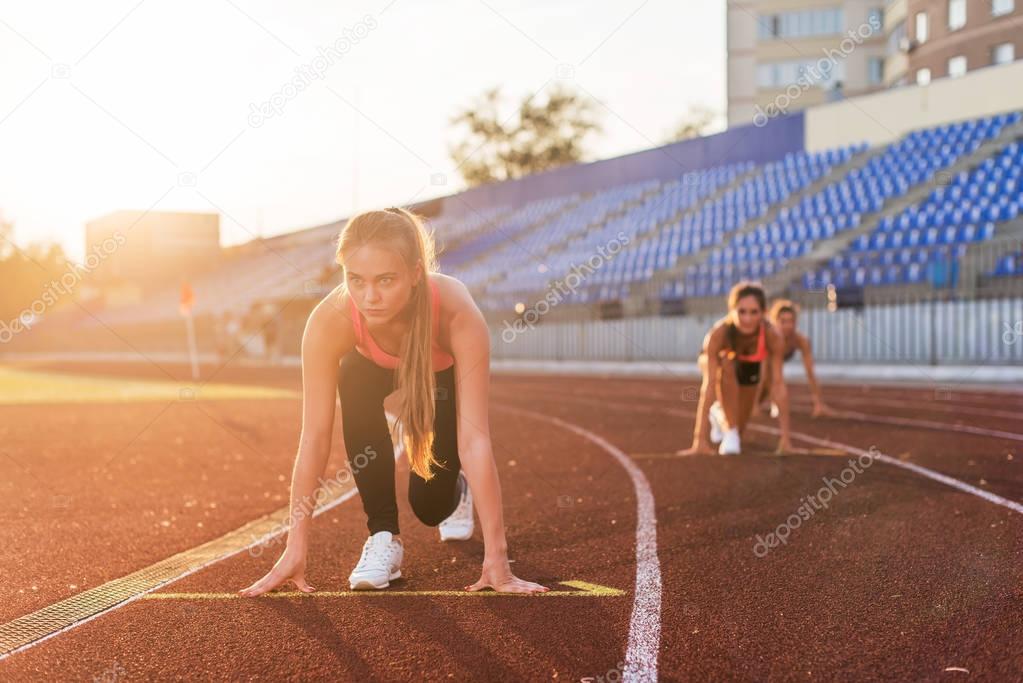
{"left": 700, "top": 317, "right": 730, "bottom": 353}
{"left": 708, "top": 317, "right": 730, "bottom": 339}
{"left": 304, "top": 284, "right": 357, "bottom": 356}
{"left": 430, "top": 272, "right": 477, "bottom": 315}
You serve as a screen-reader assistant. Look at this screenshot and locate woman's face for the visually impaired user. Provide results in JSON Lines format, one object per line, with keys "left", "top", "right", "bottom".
{"left": 776, "top": 311, "right": 797, "bottom": 337}
{"left": 343, "top": 242, "right": 420, "bottom": 324}
{"left": 731, "top": 295, "right": 763, "bottom": 335}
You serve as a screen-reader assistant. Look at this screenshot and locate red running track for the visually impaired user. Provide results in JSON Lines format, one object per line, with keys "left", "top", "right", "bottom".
{"left": 1, "top": 361, "right": 1021, "bottom": 681}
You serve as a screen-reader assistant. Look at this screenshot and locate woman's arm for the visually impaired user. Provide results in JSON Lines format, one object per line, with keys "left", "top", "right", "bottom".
{"left": 799, "top": 335, "right": 833, "bottom": 417}
{"left": 446, "top": 281, "right": 547, "bottom": 593}
{"left": 239, "top": 288, "right": 354, "bottom": 596}
{"left": 678, "top": 327, "right": 721, "bottom": 455}
{"left": 767, "top": 326, "right": 792, "bottom": 452}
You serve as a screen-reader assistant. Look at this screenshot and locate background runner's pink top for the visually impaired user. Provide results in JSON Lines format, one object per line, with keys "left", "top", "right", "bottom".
{"left": 349, "top": 277, "right": 456, "bottom": 372}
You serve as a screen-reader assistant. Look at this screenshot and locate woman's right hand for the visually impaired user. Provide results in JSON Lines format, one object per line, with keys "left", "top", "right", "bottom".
{"left": 237, "top": 545, "right": 315, "bottom": 597}
{"left": 676, "top": 441, "right": 716, "bottom": 456}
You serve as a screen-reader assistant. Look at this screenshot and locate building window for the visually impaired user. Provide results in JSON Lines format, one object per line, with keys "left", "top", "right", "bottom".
{"left": 992, "top": 42, "right": 1016, "bottom": 64}
{"left": 915, "top": 12, "right": 929, "bottom": 43}
{"left": 992, "top": 0, "right": 1014, "bottom": 17}
{"left": 948, "top": 0, "right": 967, "bottom": 30}
{"left": 756, "top": 58, "right": 846, "bottom": 88}
{"left": 917, "top": 68, "right": 932, "bottom": 85}
{"left": 758, "top": 8, "right": 845, "bottom": 39}
{"left": 868, "top": 57, "right": 885, "bottom": 84}
{"left": 948, "top": 55, "right": 968, "bottom": 77}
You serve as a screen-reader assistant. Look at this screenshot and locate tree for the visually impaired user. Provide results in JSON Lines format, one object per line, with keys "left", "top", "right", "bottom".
{"left": 0, "top": 233, "right": 69, "bottom": 322}
{"left": 664, "top": 105, "right": 723, "bottom": 143}
{"left": 0, "top": 217, "right": 13, "bottom": 260}
{"left": 449, "top": 84, "right": 602, "bottom": 187}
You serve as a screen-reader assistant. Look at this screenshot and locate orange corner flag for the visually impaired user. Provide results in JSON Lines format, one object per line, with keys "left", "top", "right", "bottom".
{"left": 179, "top": 282, "right": 195, "bottom": 316}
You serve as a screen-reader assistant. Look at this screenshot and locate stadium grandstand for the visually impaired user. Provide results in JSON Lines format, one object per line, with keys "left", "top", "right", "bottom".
{"left": 7, "top": 61, "right": 1023, "bottom": 367}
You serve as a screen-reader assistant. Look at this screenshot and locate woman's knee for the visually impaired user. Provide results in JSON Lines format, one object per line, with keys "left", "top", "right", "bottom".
{"left": 412, "top": 506, "right": 451, "bottom": 528}
{"left": 408, "top": 472, "right": 459, "bottom": 526}
{"left": 409, "top": 495, "right": 456, "bottom": 527}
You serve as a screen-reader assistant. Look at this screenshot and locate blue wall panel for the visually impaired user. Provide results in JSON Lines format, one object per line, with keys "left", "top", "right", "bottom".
{"left": 445, "top": 111, "right": 805, "bottom": 213}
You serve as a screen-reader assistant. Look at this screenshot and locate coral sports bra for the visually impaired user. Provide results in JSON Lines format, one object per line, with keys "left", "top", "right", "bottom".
{"left": 349, "top": 277, "right": 455, "bottom": 372}
{"left": 727, "top": 322, "right": 768, "bottom": 362}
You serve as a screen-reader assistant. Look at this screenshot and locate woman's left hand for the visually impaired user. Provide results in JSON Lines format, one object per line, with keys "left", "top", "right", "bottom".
{"left": 811, "top": 401, "right": 837, "bottom": 418}
{"left": 465, "top": 558, "right": 549, "bottom": 593}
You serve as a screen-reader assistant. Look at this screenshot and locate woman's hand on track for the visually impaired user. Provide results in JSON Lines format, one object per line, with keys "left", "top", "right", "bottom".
{"left": 237, "top": 547, "right": 315, "bottom": 597}
{"left": 465, "top": 558, "right": 549, "bottom": 594}
{"left": 676, "top": 442, "right": 716, "bottom": 456}
{"left": 811, "top": 401, "right": 838, "bottom": 418}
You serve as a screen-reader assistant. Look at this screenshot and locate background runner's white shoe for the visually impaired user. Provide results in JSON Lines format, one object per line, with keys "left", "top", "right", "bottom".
{"left": 708, "top": 401, "right": 725, "bottom": 444}
{"left": 719, "top": 428, "right": 741, "bottom": 455}
{"left": 349, "top": 530, "right": 403, "bottom": 590}
{"left": 439, "top": 472, "right": 474, "bottom": 542}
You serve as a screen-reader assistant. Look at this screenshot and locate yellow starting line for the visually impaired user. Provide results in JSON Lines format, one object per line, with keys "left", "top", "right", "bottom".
{"left": 1, "top": 467, "right": 623, "bottom": 661}
{"left": 143, "top": 580, "right": 625, "bottom": 599}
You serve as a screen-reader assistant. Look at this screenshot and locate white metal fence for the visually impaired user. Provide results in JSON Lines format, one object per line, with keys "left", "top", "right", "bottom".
{"left": 490, "top": 297, "right": 1023, "bottom": 365}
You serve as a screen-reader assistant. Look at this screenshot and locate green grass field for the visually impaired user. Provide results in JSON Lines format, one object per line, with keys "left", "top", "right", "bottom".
{"left": 0, "top": 365, "right": 300, "bottom": 405}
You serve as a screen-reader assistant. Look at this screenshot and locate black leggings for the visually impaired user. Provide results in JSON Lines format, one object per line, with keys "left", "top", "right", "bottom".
{"left": 337, "top": 349, "right": 461, "bottom": 536}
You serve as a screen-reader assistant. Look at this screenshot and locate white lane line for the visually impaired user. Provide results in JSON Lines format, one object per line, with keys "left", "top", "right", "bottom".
{"left": 513, "top": 391, "right": 1023, "bottom": 517}
{"left": 821, "top": 409, "right": 1023, "bottom": 444}
{"left": 787, "top": 395, "right": 1023, "bottom": 422}
{"left": 498, "top": 384, "right": 1023, "bottom": 443}
{"left": 747, "top": 423, "right": 1023, "bottom": 515}
{"left": 495, "top": 404, "right": 662, "bottom": 683}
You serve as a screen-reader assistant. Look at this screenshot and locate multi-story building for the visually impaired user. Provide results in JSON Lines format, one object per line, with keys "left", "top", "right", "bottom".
{"left": 727, "top": 1, "right": 889, "bottom": 127}
{"left": 884, "top": 0, "right": 1021, "bottom": 87}
{"left": 728, "top": 0, "right": 1021, "bottom": 126}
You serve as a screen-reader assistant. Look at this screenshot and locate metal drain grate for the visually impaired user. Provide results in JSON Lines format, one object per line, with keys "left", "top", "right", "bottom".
{"left": 0, "top": 481, "right": 357, "bottom": 659}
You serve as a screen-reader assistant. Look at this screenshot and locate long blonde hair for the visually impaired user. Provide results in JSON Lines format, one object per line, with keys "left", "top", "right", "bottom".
{"left": 335, "top": 207, "right": 441, "bottom": 481}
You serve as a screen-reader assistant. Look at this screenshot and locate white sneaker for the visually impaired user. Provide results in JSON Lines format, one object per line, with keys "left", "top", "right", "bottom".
{"left": 439, "top": 472, "right": 474, "bottom": 542}
{"left": 708, "top": 401, "right": 725, "bottom": 444}
{"left": 769, "top": 402, "right": 779, "bottom": 419}
{"left": 719, "top": 428, "right": 741, "bottom": 456}
{"left": 349, "top": 530, "right": 403, "bottom": 590}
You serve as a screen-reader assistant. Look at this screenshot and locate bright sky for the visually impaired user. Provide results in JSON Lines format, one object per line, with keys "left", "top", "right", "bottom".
{"left": 0, "top": 0, "right": 725, "bottom": 262}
